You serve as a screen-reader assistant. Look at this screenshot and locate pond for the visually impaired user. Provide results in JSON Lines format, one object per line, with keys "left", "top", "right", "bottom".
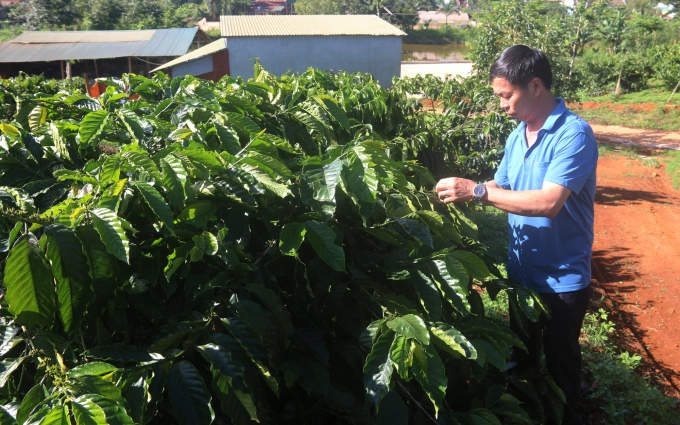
{"left": 401, "top": 44, "right": 470, "bottom": 62}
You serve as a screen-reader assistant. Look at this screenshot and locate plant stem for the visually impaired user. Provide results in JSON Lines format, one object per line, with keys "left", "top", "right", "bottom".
{"left": 397, "top": 381, "right": 440, "bottom": 425}
{"left": 666, "top": 79, "right": 680, "bottom": 105}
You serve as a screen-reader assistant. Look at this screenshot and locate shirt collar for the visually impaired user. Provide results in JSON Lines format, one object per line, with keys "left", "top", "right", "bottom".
{"left": 540, "top": 98, "right": 567, "bottom": 132}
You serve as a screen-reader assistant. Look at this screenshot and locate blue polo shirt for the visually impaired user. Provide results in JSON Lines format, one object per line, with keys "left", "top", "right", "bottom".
{"left": 494, "top": 99, "right": 597, "bottom": 293}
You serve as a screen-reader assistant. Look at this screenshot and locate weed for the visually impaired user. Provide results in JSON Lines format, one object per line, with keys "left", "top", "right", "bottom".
{"left": 666, "top": 151, "right": 680, "bottom": 190}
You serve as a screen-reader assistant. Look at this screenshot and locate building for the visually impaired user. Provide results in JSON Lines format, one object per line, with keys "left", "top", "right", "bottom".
{"left": 0, "top": 28, "right": 210, "bottom": 79}
{"left": 417, "top": 11, "right": 475, "bottom": 28}
{"left": 154, "top": 15, "right": 405, "bottom": 87}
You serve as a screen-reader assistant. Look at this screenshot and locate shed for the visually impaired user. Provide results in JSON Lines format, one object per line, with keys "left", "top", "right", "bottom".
{"left": 0, "top": 28, "right": 209, "bottom": 79}
{"left": 157, "top": 15, "right": 404, "bottom": 87}
{"left": 152, "top": 39, "right": 229, "bottom": 82}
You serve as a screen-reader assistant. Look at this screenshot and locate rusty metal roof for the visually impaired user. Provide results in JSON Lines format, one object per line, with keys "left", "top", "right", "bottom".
{"left": 0, "top": 28, "right": 199, "bottom": 63}
{"left": 152, "top": 38, "right": 227, "bottom": 72}
{"left": 220, "top": 15, "right": 406, "bottom": 37}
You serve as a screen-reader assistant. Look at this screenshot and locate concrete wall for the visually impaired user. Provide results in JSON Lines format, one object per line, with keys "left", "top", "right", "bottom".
{"left": 226, "top": 36, "right": 401, "bottom": 87}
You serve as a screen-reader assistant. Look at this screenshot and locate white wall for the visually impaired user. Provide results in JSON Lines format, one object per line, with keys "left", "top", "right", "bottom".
{"left": 226, "top": 36, "right": 402, "bottom": 87}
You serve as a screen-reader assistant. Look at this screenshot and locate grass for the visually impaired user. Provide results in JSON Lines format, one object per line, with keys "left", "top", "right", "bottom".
{"left": 579, "top": 80, "right": 680, "bottom": 106}
{"left": 575, "top": 104, "right": 680, "bottom": 132}
{"left": 574, "top": 80, "right": 680, "bottom": 131}
{"left": 666, "top": 151, "right": 680, "bottom": 190}
{"left": 474, "top": 205, "right": 680, "bottom": 424}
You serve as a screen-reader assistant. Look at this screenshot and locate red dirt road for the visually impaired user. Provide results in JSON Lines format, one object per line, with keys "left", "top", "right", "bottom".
{"left": 591, "top": 141, "right": 680, "bottom": 395}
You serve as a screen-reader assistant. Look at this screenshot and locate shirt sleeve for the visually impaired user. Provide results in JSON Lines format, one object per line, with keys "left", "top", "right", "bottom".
{"left": 544, "top": 128, "right": 598, "bottom": 195}
{"left": 494, "top": 149, "right": 511, "bottom": 189}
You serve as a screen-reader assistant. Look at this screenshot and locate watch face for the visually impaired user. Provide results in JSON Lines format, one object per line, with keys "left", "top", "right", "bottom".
{"left": 474, "top": 185, "right": 485, "bottom": 197}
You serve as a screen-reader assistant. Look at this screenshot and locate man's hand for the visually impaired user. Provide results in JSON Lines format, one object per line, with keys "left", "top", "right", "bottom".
{"left": 435, "top": 177, "right": 476, "bottom": 204}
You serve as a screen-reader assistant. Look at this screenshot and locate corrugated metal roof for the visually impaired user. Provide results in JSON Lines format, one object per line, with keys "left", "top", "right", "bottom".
{"left": 152, "top": 38, "right": 227, "bottom": 72}
{"left": 220, "top": 15, "right": 406, "bottom": 37}
{"left": 0, "top": 28, "right": 199, "bottom": 63}
{"left": 12, "top": 30, "right": 156, "bottom": 44}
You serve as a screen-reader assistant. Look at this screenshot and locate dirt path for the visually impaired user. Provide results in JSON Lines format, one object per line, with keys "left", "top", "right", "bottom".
{"left": 591, "top": 125, "right": 680, "bottom": 396}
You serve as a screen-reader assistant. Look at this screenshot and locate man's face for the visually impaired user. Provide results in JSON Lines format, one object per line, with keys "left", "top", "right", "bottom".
{"left": 491, "top": 77, "right": 534, "bottom": 121}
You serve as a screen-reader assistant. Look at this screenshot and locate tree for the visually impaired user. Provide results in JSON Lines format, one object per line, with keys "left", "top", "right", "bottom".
{"left": 23, "top": 0, "right": 79, "bottom": 30}
{"left": 85, "top": 0, "right": 124, "bottom": 30}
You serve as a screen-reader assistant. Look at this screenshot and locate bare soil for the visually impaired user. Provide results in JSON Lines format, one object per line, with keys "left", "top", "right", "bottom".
{"left": 591, "top": 141, "right": 680, "bottom": 397}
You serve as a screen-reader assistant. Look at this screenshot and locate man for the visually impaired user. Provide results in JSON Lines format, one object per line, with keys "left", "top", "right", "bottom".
{"left": 435, "top": 45, "right": 597, "bottom": 425}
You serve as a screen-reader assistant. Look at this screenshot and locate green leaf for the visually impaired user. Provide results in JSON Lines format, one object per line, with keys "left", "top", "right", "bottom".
{"left": 175, "top": 201, "right": 216, "bottom": 229}
{"left": 214, "top": 123, "right": 241, "bottom": 155}
{"left": 430, "top": 323, "right": 477, "bottom": 359}
{"left": 389, "top": 335, "right": 412, "bottom": 381}
{"left": 396, "top": 218, "right": 433, "bottom": 248}
{"left": 490, "top": 400, "right": 534, "bottom": 425}
{"left": 449, "top": 250, "right": 492, "bottom": 280}
{"left": 160, "top": 155, "right": 187, "bottom": 212}
{"left": 473, "top": 340, "right": 507, "bottom": 371}
{"left": 71, "top": 394, "right": 135, "bottom": 425}
{"left": 131, "top": 182, "right": 175, "bottom": 233}
{"left": 49, "top": 123, "right": 71, "bottom": 162}
{"left": 469, "top": 408, "right": 503, "bottom": 425}
{"left": 85, "top": 344, "right": 160, "bottom": 362}
{"left": 0, "top": 358, "right": 25, "bottom": 387}
{"left": 245, "top": 283, "right": 295, "bottom": 345}
{"left": 69, "top": 362, "right": 118, "bottom": 379}
{"left": 0, "top": 406, "right": 17, "bottom": 425}
{"left": 121, "top": 152, "right": 161, "bottom": 182}
{"left": 346, "top": 151, "right": 378, "bottom": 204}
{"left": 279, "top": 222, "right": 306, "bottom": 256}
{"left": 44, "top": 224, "right": 94, "bottom": 333}
{"left": 196, "top": 344, "right": 258, "bottom": 422}
{"left": 386, "top": 315, "right": 430, "bottom": 346}
{"left": 117, "top": 109, "right": 146, "bottom": 143}
{"left": 70, "top": 375, "right": 126, "bottom": 405}
{"left": 0, "top": 123, "right": 21, "bottom": 138}
{"left": 313, "top": 95, "right": 350, "bottom": 132}
{"left": 363, "top": 330, "right": 395, "bottom": 407}
{"left": 4, "top": 234, "right": 56, "bottom": 329}
{"left": 79, "top": 110, "right": 109, "bottom": 145}
{"left": 376, "top": 389, "right": 408, "bottom": 425}
{"left": 239, "top": 162, "right": 291, "bottom": 198}
{"left": 242, "top": 151, "right": 292, "bottom": 179}
{"left": 33, "top": 405, "right": 67, "bottom": 425}
{"left": 409, "top": 270, "right": 442, "bottom": 322}
{"left": 412, "top": 344, "right": 447, "bottom": 416}
{"left": 222, "top": 317, "right": 279, "bottom": 396}
{"left": 17, "top": 385, "right": 48, "bottom": 425}
{"left": 430, "top": 257, "right": 471, "bottom": 314}
{"left": 304, "top": 221, "right": 345, "bottom": 271}
{"left": 90, "top": 208, "right": 129, "bottom": 264}
{"left": 167, "top": 361, "right": 215, "bottom": 425}
{"left": 99, "top": 157, "right": 121, "bottom": 185}
{"left": 0, "top": 326, "right": 22, "bottom": 357}
{"left": 28, "top": 105, "right": 48, "bottom": 131}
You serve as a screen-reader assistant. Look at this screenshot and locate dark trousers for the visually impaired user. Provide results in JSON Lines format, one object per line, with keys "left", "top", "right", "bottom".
{"left": 510, "top": 285, "right": 592, "bottom": 425}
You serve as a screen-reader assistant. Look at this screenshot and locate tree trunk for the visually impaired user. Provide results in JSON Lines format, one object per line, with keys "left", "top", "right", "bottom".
{"left": 569, "top": 18, "right": 583, "bottom": 79}
{"left": 667, "top": 79, "right": 680, "bottom": 104}
{"left": 615, "top": 66, "right": 623, "bottom": 96}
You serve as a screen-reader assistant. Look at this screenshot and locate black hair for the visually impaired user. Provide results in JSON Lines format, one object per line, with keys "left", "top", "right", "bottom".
{"left": 489, "top": 45, "right": 552, "bottom": 90}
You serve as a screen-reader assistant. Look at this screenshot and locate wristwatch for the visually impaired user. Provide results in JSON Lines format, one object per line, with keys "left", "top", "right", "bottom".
{"left": 472, "top": 183, "right": 487, "bottom": 203}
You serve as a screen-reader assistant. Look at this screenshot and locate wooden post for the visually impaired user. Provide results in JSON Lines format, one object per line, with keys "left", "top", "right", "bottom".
{"left": 65, "top": 61, "right": 71, "bottom": 79}
{"left": 128, "top": 57, "right": 132, "bottom": 75}
{"left": 146, "top": 57, "right": 150, "bottom": 76}
{"left": 94, "top": 59, "right": 99, "bottom": 78}
{"left": 60, "top": 61, "right": 65, "bottom": 79}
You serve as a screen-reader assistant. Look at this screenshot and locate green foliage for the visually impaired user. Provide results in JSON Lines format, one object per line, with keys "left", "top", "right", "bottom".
{"left": 580, "top": 308, "right": 680, "bottom": 425}
{"left": 578, "top": 50, "right": 654, "bottom": 96}
{"left": 0, "top": 67, "right": 556, "bottom": 424}
{"left": 468, "top": 0, "right": 577, "bottom": 100}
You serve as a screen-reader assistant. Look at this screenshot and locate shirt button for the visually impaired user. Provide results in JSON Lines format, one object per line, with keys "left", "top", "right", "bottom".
{"left": 525, "top": 158, "right": 528, "bottom": 162}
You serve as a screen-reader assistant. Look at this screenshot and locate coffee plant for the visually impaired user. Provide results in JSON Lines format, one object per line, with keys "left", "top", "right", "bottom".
{"left": 0, "top": 66, "right": 562, "bottom": 425}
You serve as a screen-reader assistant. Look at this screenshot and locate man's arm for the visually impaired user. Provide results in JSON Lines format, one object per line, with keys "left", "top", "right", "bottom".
{"left": 435, "top": 177, "right": 571, "bottom": 219}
